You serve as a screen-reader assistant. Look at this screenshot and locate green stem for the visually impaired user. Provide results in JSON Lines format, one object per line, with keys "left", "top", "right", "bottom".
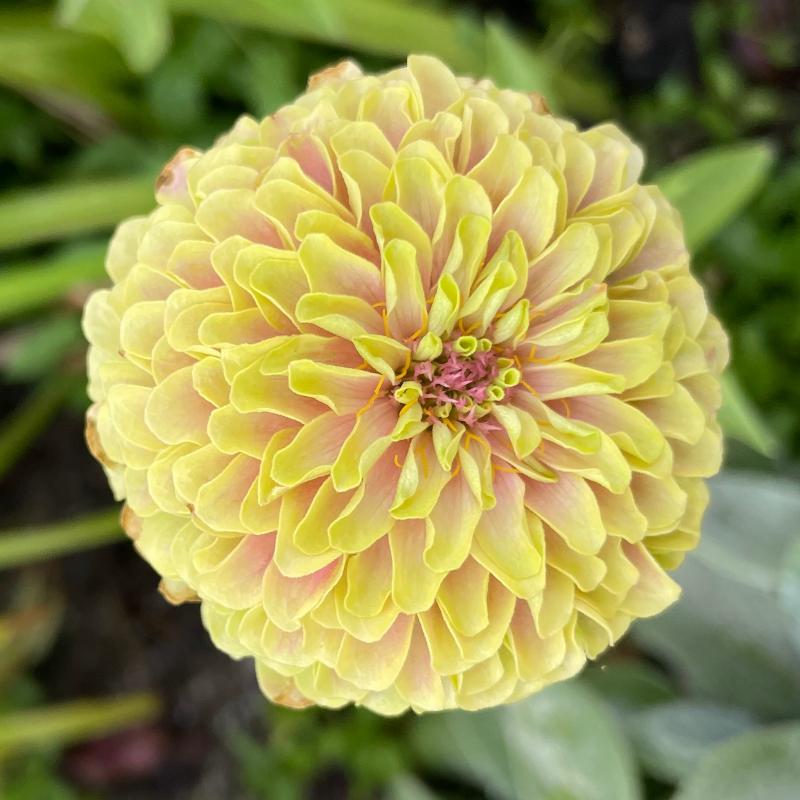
{"left": 0, "top": 507, "right": 124, "bottom": 571}
{"left": 0, "top": 694, "right": 160, "bottom": 758}
{"left": 0, "top": 174, "right": 154, "bottom": 251}
{"left": 0, "top": 373, "right": 81, "bottom": 483}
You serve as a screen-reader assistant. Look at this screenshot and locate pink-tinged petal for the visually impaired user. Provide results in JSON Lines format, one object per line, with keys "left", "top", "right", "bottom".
{"left": 472, "top": 470, "right": 544, "bottom": 595}
{"left": 437, "top": 558, "right": 490, "bottom": 636}
{"left": 271, "top": 412, "right": 355, "bottom": 487}
{"left": 509, "top": 601, "right": 567, "bottom": 682}
{"left": 298, "top": 233, "right": 382, "bottom": 303}
{"left": 524, "top": 472, "right": 605, "bottom": 555}
{"left": 336, "top": 615, "right": 415, "bottom": 692}
{"left": 262, "top": 557, "right": 343, "bottom": 631}
{"left": 390, "top": 519, "right": 445, "bottom": 614}
{"left": 194, "top": 453, "right": 259, "bottom": 533}
{"left": 145, "top": 365, "right": 213, "bottom": 445}
{"left": 395, "top": 622, "right": 447, "bottom": 711}
{"left": 195, "top": 534, "right": 275, "bottom": 609}
{"left": 329, "top": 448, "right": 401, "bottom": 552}
{"left": 344, "top": 536, "right": 393, "bottom": 618}
{"left": 287, "top": 360, "right": 383, "bottom": 416}
{"left": 279, "top": 133, "right": 335, "bottom": 195}
{"left": 489, "top": 166, "right": 558, "bottom": 259}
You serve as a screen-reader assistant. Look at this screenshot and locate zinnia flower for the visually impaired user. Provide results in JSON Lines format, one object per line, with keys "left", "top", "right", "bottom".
{"left": 83, "top": 55, "right": 727, "bottom": 713}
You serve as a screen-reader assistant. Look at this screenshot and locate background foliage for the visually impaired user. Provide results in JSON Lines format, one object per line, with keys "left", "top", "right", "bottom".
{"left": 0, "top": 0, "right": 798, "bottom": 797}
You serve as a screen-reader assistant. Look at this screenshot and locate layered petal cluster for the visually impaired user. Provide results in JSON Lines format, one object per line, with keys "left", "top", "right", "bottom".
{"left": 83, "top": 56, "right": 728, "bottom": 714}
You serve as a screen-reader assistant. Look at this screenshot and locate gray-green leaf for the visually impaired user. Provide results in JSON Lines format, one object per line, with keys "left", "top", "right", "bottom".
{"left": 633, "top": 471, "right": 800, "bottom": 718}
{"left": 675, "top": 723, "right": 800, "bottom": 800}
{"left": 626, "top": 700, "right": 755, "bottom": 784}
{"left": 655, "top": 141, "right": 774, "bottom": 251}
{"left": 412, "top": 681, "right": 640, "bottom": 800}
{"left": 718, "top": 372, "right": 780, "bottom": 458}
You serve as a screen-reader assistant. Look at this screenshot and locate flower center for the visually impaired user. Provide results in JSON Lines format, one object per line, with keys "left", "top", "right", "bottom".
{"left": 393, "top": 336, "right": 521, "bottom": 426}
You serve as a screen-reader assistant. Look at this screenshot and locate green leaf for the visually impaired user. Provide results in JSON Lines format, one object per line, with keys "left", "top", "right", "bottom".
{"left": 0, "top": 374, "right": 82, "bottom": 482}
{"left": 582, "top": 660, "right": 676, "bottom": 713}
{"left": 633, "top": 471, "right": 800, "bottom": 718}
{"left": 165, "top": 0, "right": 485, "bottom": 73}
{"left": 386, "top": 775, "right": 441, "bottom": 800}
{"left": 57, "top": 0, "right": 172, "bottom": 74}
{"left": 0, "top": 243, "right": 105, "bottom": 321}
{"left": 412, "top": 681, "right": 641, "bottom": 800}
{"left": 0, "top": 175, "right": 153, "bottom": 251}
{"left": 675, "top": 724, "right": 800, "bottom": 800}
{"left": 0, "top": 9, "right": 136, "bottom": 126}
{"left": 0, "top": 694, "right": 160, "bottom": 759}
{"left": 718, "top": 372, "right": 780, "bottom": 458}
{"left": 484, "top": 20, "right": 557, "bottom": 107}
{"left": 777, "top": 539, "right": 800, "bottom": 658}
{"left": 1, "top": 314, "right": 83, "bottom": 382}
{"left": 656, "top": 142, "right": 775, "bottom": 251}
{"left": 0, "top": 508, "right": 124, "bottom": 571}
{"left": 627, "top": 701, "right": 755, "bottom": 784}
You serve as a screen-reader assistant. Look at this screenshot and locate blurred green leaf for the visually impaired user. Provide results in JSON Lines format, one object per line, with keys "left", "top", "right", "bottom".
{"left": 166, "top": 0, "right": 484, "bottom": 73}
{"left": 413, "top": 682, "right": 640, "bottom": 800}
{"left": 484, "top": 20, "right": 556, "bottom": 104}
{"left": 58, "top": 0, "right": 172, "bottom": 74}
{"left": 656, "top": 142, "right": 775, "bottom": 250}
{"left": 582, "top": 660, "right": 676, "bottom": 713}
{"left": 387, "top": 774, "right": 441, "bottom": 800}
{"left": 0, "top": 694, "right": 160, "bottom": 759}
{"left": 634, "top": 471, "right": 800, "bottom": 718}
{"left": 0, "top": 374, "right": 82, "bottom": 483}
{"left": 0, "top": 176, "right": 152, "bottom": 251}
{"left": 0, "top": 508, "right": 123, "bottom": 571}
{"left": 718, "top": 372, "right": 780, "bottom": 458}
{"left": 0, "top": 572, "right": 64, "bottom": 689}
{"left": 778, "top": 539, "right": 800, "bottom": 658}
{"left": 0, "top": 752, "right": 84, "bottom": 800}
{"left": 627, "top": 701, "right": 755, "bottom": 784}
{"left": 0, "top": 9, "right": 136, "bottom": 127}
{"left": 1, "top": 315, "right": 83, "bottom": 382}
{"left": 0, "top": 243, "right": 105, "bottom": 321}
{"left": 675, "top": 724, "right": 800, "bottom": 800}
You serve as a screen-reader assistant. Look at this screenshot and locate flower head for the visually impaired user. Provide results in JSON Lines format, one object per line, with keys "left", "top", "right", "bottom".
{"left": 83, "top": 55, "right": 728, "bottom": 713}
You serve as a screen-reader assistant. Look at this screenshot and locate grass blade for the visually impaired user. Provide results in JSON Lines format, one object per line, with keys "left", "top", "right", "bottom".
{"left": 0, "top": 508, "right": 124, "bottom": 571}
{"left": 0, "top": 243, "right": 106, "bottom": 321}
{"left": 0, "top": 373, "right": 82, "bottom": 482}
{"left": 0, "top": 175, "right": 153, "bottom": 251}
{"left": 0, "top": 693, "right": 160, "bottom": 758}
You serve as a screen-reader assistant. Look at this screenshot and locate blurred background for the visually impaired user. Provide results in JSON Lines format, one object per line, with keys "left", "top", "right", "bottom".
{"left": 0, "top": 0, "right": 799, "bottom": 798}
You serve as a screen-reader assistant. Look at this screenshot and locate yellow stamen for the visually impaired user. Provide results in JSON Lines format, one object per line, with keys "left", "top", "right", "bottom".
{"left": 356, "top": 375, "right": 385, "bottom": 418}
{"left": 393, "top": 453, "right": 403, "bottom": 469}
{"left": 404, "top": 321, "right": 427, "bottom": 343}
{"left": 520, "top": 378, "right": 539, "bottom": 397}
{"left": 398, "top": 401, "right": 416, "bottom": 417}
{"left": 381, "top": 309, "right": 390, "bottom": 337}
{"left": 450, "top": 460, "right": 462, "bottom": 480}
{"left": 394, "top": 349, "right": 412, "bottom": 383}
{"left": 558, "top": 397, "right": 572, "bottom": 418}
{"left": 492, "top": 461, "right": 522, "bottom": 477}
{"left": 417, "top": 441, "right": 430, "bottom": 479}
{"left": 463, "top": 320, "right": 481, "bottom": 336}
